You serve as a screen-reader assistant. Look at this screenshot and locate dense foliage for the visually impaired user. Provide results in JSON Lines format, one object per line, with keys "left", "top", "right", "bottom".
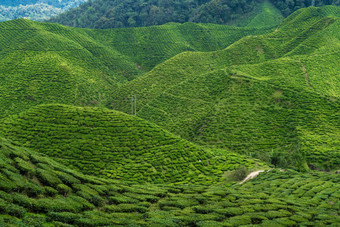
{"left": 113, "top": 6, "right": 340, "bottom": 171}
{"left": 0, "top": 0, "right": 85, "bottom": 22}
{"left": 48, "top": 0, "right": 279, "bottom": 28}
{"left": 0, "top": 104, "right": 264, "bottom": 184}
{"left": 271, "top": 0, "right": 340, "bottom": 16}
{"left": 0, "top": 137, "right": 339, "bottom": 226}
{"left": 48, "top": 0, "right": 339, "bottom": 28}
{"left": 0, "top": 6, "right": 339, "bottom": 226}
{"left": 0, "top": 18, "right": 273, "bottom": 118}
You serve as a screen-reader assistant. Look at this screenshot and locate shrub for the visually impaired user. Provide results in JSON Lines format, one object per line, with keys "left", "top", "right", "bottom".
{"left": 22, "top": 213, "right": 46, "bottom": 226}
{"left": 36, "top": 169, "right": 62, "bottom": 187}
{"left": 75, "top": 218, "right": 112, "bottom": 226}
{"left": 25, "top": 182, "right": 45, "bottom": 197}
{"left": 48, "top": 212, "right": 81, "bottom": 224}
{"left": 8, "top": 204, "right": 26, "bottom": 218}
{"left": 224, "top": 215, "right": 252, "bottom": 225}
{"left": 57, "top": 184, "right": 72, "bottom": 196}
{"left": 230, "top": 166, "right": 248, "bottom": 181}
{"left": 44, "top": 186, "right": 58, "bottom": 197}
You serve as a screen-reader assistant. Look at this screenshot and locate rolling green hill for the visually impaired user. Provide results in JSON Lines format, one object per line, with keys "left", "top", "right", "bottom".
{"left": 113, "top": 6, "right": 340, "bottom": 171}
{"left": 0, "top": 4, "right": 339, "bottom": 227}
{"left": 0, "top": 137, "right": 339, "bottom": 226}
{"left": 0, "top": 104, "right": 265, "bottom": 184}
{"left": 0, "top": 18, "right": 274, "bottom": 118}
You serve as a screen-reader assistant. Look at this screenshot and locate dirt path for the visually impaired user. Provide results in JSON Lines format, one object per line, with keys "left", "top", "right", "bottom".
{"left": 239, "top": 170, "right": 265, "bottom": 184}
{"left": 298, "top": 61, "right": 312, "bottom": 88}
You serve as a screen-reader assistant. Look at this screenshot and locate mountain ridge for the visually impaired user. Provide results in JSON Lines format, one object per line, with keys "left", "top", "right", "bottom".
{"left": 48, "top": 0, "right": 339, "bottom": 29}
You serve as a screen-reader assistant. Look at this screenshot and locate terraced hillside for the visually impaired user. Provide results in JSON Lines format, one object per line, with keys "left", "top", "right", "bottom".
{"left": 0, "top": 18, "right": 274, "bottom": 118}
{"left": 113, "top": 6, "right": 340, "bottom": 170}
{"left": 0, "top": 137, "right": 339, "bottom": 226}
{"left": 0, "top": 104, "right": 264, "bottom": 184}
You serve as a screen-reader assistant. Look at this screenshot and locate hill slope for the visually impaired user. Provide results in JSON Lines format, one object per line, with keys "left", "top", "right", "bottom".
{"left": 0, "top": 137, "right": 339, "bottom": 225}
{"left": 113, "top": 6, "right": 340, "bottom": 170}
{"left": 0, "top": 104, "right": 264, "bottom": 184}
{"left": 0, "top": 18, "right": 273, "bottom": 118}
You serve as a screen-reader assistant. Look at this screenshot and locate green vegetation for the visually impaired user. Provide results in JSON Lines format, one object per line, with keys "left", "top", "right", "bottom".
{"left": 48, "top": 0, "right": 263, "bottom": 28}
{"left": 0, "top": 6, "right": 339, "bottom": 225}
{"left": 48, "top": 0, "right": 339, "bottom": 29}
{"left": 0, "top": 104, "right": 264, "bottom": 184}
{"left": 0, "top": 18, "right": 273, "bottom": 118}
{"left": 0, "top": 137, "right": 339, "bottom": 225}
{"left": 271, "top": 0, "right": 340, "bottom": 17}
{"left": 113, "top": 6, "right": 340, "bottom": 171}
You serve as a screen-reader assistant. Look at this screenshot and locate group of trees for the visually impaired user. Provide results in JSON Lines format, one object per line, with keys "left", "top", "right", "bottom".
{"left": 271, "top": 0, "right": 340, "bottom": 16}
{"left": 1, "top": 0, "right": 339, "bottom": 26}
{"left": 49, "top": 0, "right": 263, "bottom": 28}
{"left": 48, "top": 0, "right": 340, "bottom": 28}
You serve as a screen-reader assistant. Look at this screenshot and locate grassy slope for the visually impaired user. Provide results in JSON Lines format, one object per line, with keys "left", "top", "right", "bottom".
{"left": 113, "top": 6, "right": 340, "bottom": 170}
{"left": 0, "top": 104, "right": 265, "bottom": 185}
{"left": 0, "top": 137, "right": 339, "bottom": 226}
{"left": 0, "top": 18, "right": 274, "bottom": 118}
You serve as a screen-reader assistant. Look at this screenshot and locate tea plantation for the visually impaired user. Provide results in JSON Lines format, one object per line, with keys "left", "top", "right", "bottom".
{"left": 0, "top": 137, "right": 339, "bottom": 226}
{"left": 0, "top": 18, "right": 275, "bottom": 119}
{"left": 113, "top": 6, "right": 340, "bottom": 171}
{"left": 0, "top": 104, "right": 265, "bottom": 184}
{"left": 0, "top": 5, "right": 339, "bottom": 226}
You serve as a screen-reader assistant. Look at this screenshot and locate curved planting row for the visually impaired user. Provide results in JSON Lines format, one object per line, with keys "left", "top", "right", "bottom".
{"left": 0, "top": 138, "right": 338, "bottom": 226}
{"left": 0, "top": 104, "right": 263, "bottom": 184}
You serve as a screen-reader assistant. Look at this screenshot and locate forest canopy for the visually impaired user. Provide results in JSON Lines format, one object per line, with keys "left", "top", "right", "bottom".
{"left": 48, "top": 0, "right": 340, "bottom": 28}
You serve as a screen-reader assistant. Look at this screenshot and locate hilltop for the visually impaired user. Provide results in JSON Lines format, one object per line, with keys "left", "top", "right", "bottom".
{"left": 0, "top": 104, "right": 264, "bottom": 184}
{"left": 49, "top": 0, "right": 283, "bottom": 28}
{"left": 48, "top": 0, "right": 339, "bottom": 29}
{"left": 0, "top": 18, "right": 272, "bottom": 118}
{"left": 113, "top": 6, "right": 340, "bottom": 171}
{"left": 0, "top": 137, "right": 339, "bottom": 226}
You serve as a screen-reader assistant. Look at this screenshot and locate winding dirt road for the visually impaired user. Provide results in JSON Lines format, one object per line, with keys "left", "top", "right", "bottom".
{"left": 239, "top": 170, "right": 265, "bottom": 184}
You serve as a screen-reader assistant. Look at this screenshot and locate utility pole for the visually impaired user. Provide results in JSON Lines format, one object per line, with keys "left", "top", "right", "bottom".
{"left": 134, "top": 95, "right": 137, "bottom": 116}
{"left": 131, "top": 95, "right": 137, "bottom": 116}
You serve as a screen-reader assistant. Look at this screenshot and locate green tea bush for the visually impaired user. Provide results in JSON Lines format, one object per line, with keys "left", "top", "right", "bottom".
{"left": 0, "top": 104, "right": 260, "bottom": 184}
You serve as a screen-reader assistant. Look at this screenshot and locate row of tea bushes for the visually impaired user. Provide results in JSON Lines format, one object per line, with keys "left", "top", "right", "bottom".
{"left": 0, "top": 137, "right": 339, "bottom": 226}
{"left": 0, "top": 104, "right": 264, "bottom": 184}
{"left": 113, "top": 6, "right": 340, "bottom": 171}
